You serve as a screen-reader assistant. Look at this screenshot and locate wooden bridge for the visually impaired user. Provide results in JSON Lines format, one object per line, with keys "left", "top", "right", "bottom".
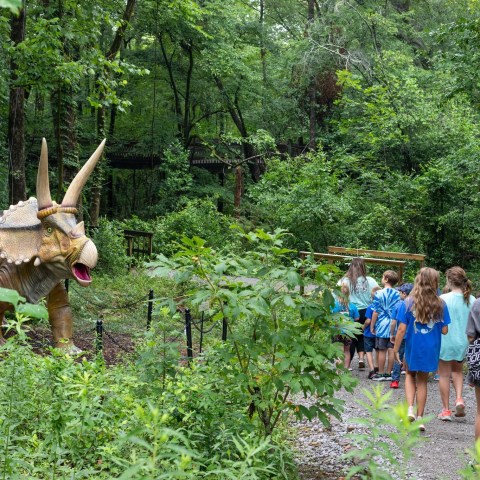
{"left": 106, "top": 141, "right": 307, "bottom": 170}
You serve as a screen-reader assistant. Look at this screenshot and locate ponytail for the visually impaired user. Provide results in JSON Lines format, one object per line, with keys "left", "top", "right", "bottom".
{"left": 445, "top": 266, "right": 472, "bottom": 305}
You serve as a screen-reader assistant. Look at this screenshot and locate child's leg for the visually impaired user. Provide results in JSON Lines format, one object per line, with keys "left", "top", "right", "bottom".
{"left": 377, "top": 348, "right": 386, "bottom": 374}
{"left": 357, "top": 334, "right": 365, "bottom": 364}
{"left": 373, "top": 348, "right": 378, "bottom": 369}
{"left": 415, "top": 371, "right": 429, "bottom": 417}
{"left": 405, "top": 370, "right": 417, "bottom": 408}
{"left": 387, "top": 347, "right": 395, "bottom": 374}
{"left": 475, "top": 387, "right": 480, "bottom": 440}
{"left": 438, "top": 359, "right": 452, "bottom": 411}
{"left": 343, "top": 344, "right": 351, "bottom": 369}
{"left": 451, "top": 360, "right": 465, "bottom": 404}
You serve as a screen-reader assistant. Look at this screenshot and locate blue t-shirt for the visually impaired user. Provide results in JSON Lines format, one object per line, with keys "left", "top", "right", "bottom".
{"left": 332, "top": 299, "right": 359, "bottom": 336}
{"left": 372, "top": 287, "right": 400, "bottom": 338}
{"left": 364, "top": 304, "right": 375, "bottom": 338}
{"left": 391, "top": 299, "right": 406, "bottom": 335}
{"left": 396, "top": 298, "right": 451, "bottom": 372}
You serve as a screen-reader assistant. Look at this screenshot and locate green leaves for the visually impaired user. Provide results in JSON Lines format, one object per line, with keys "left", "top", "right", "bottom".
{"left": 0, "top": 287, "right": 48, "bottom": 320}
{"left": 151, "top": 230, "right": 356, "bottom": 436}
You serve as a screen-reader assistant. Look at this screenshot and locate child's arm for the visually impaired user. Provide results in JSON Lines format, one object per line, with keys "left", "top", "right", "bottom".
{"left": 393, "top": 323, "right": 407, "bottom": 363}
{"left": 390, "top": 319, "right": 397, "bottom": 344}
{"left": 370, "top": 311, "right": 378, "bottom": 334}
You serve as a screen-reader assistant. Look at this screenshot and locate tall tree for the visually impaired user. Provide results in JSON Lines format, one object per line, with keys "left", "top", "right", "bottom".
{"left": 7, "top": 2, "right": 26, "bottom": 204}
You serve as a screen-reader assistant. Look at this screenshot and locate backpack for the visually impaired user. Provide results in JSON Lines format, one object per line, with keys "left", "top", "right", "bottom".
{"left": 466, "top": 338, "right": 480, "bottom": 384}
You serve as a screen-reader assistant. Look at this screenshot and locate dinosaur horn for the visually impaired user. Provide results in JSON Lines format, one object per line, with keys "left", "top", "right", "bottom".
{"left": 36, "top": 138, "right": 53, "bottom": 210}
{"left": 61, "top": 139, "right": 106, "bottom": 207}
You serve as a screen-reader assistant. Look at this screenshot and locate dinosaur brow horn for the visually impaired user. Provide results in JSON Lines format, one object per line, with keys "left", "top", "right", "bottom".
{"left": 61, "top": 139, "right": 106, "bottom": 208}
{"left": 36, "top": 138, "right": 53, "bottom": 210}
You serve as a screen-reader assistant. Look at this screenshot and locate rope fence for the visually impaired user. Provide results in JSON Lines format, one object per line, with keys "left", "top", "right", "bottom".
{"left": 65, "top": 283, "right": 228, "bottom": 362}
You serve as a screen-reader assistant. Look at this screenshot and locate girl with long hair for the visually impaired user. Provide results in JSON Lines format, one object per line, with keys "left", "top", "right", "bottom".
{"left": 332, "top": 284, "right": 360, "bottom": 369}
{"left": 437, "top": 267, "right": 475, "bottom": 421}
{"left": 338, "top": 258, "right": 379, "bottom": 370}
{"left": 393, "top": 267, "right": 451, "bottom": 431}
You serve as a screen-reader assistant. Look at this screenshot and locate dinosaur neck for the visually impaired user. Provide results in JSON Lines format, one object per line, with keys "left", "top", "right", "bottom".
{"left": 0, "top": 261, "right": 68, "bottom": 303}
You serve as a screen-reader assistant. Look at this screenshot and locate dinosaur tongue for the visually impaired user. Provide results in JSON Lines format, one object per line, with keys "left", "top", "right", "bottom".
{"left": 73, "top": 263, "right": 91, "bottom": 282}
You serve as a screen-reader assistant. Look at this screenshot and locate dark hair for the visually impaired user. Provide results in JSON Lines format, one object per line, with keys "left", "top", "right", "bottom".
{"left": 445, "top": 266, "right": 472, "bottom": 305}
{"left": 383, "top": 270, "right": 399, "bottom": 287}
{"left": 345, "top": 258, "right": 368, "bottom": 293}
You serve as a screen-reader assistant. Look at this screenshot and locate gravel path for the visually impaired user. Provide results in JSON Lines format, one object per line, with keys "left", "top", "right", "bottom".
{"left": 293, "top": 357, "right": 476, "bottom": 480}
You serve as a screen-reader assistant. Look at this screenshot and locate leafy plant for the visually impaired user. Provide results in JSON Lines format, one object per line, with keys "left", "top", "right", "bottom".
{"left": 150, "top": 227, "right": 357, "bottom": 437}
{"left": 344, "top": 386, "right": 426, "bottom": 480}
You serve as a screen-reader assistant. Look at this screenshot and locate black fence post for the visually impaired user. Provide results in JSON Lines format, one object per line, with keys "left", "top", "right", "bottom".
{"left": 222, "top": 317, "right": 228, "bottom": 341}
{"left": 146, "top": 289, "right": 154, "bottom": 330}
{"left": 199, "top": 312, "right": 204, "bottom": 354}
{"left": 96, "top": 318, "right": 103, "bottom": 355}
{"left": 185, "top": 309, "right": 193, "bottom": 363}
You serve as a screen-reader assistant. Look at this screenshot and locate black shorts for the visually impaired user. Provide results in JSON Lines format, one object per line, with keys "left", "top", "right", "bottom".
{"left": 375, "top": 337, "right": 394, "bottom": 350}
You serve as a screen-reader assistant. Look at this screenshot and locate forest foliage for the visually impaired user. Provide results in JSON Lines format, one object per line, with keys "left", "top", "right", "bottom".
{"left": 2, "top": 0, "right": 480, "bottom": 270}
{"left": 3, "top": 1, "right": 480, "bottom": 477}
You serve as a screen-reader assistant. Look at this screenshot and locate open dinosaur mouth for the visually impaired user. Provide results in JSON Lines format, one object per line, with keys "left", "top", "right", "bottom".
{"left": 73, "top": 263, "right": 91, "bottom": 285}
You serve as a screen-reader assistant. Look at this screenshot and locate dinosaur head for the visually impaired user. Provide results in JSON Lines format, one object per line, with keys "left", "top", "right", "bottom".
{"left": 35, "top": 139, "right": 105, "bottom": 287}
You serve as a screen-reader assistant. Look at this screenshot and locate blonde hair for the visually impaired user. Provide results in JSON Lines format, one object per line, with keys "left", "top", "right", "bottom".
{"left": 409, "top": 267, "right": 443, "bottom": 324}
{"left": 371, "top": 286, "right": 381, "bottom": 299}
{"left": 339, "top": 283, "right": 350, "bottom": 308}
{"left": 445, "top": 266, "right": 472, "bottom": 305}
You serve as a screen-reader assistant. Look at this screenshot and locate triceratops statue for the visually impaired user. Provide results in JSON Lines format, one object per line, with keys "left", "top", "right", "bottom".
{"left": 0, "top": 138, "right": 106, "bottom": 352}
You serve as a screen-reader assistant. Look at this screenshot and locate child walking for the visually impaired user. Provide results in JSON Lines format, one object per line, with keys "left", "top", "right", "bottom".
{"left": 363, "top": 286, "right": 381, "bottom": 379}
{"left": 332, "top": 284, "right": 360, "bottom": 369}
{"left": 370, "top": 270, "right": 400, "bottom": 381}
{"left": 437, "top": 267, "right": 475, "bottom": 421}
{"left": 393, "top": 267, "right": 451, "bottom": 431}
{"left": 389, "top": 282, "right": 413, "bottom": 389}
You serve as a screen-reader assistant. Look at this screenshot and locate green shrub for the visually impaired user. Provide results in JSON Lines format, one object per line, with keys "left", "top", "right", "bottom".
{"left": 91, "top": 218, "right": 130, "bottom": 276}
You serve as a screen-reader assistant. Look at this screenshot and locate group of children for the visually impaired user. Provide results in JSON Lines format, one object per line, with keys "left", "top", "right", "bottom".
{"left": 334, "top": 260, "right": 474, "bottom": 432}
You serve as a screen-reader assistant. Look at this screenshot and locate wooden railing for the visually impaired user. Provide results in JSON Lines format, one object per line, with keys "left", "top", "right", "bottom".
{"left": 124, "top": 230, "right": 154, "bottom": 259}
{"left": 300, "top": 248, "right": 426, "bottom": 284}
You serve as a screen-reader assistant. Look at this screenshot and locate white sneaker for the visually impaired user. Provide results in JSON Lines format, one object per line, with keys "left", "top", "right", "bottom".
{"left": 416, "top": 415, "right": 425, "bottom": 431}
{"left": 408, "top": 406, "right": 416, "bottom": 422}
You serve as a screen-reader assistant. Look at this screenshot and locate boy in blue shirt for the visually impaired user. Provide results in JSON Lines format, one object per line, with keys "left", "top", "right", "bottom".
{"left": 389, "top": 283, "right": 413, "bottom": 388}
{"left": 363, "top": 286, "right": 381, "bottom": 379}
{"left": 370, "top": 270, "right": 400, "bottom": 381}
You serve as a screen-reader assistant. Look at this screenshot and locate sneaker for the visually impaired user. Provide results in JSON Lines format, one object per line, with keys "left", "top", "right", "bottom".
{"left": 455, "top": 399, "right": 466, "bottom": 417}
{"left": 390, "top": 380, "right": 399, "bottom": 389}
{"left": 372, "top": 373, "right": 386, "bottom": 381}
{"left": 358, "top": 360, "right": 365, "bottom": 369}
{"left": 407, "top": 406, "right": 416, "bottom": 422}
{"left": 368, "top": 370, "right": 376, "bottom": 379}
{"left": 433, "top": 373, "right": 440, "bottom": 381}
{"left": 417, "top": 416, "right": 426, "bottom": 431}
{"left": 374, "top": 367, "right": 379, "bottom": 373}
{"left": 401, "top": 369, "right": 406, "bottom": 375}
{"left": 383, "top": 373, "right": 392, "bottom": 381}
{"left": 438, "top": 409, "right": 452, "bottom": 421}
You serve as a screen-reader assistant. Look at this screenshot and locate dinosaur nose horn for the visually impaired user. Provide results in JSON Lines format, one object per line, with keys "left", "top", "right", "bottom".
{"left": 70, "top": 221, "right": 85, "bottom": 238}
{"left": 61, "top": 139, "right": 106, "bottom": 208}
{"left": 36, "top": 138, "right": 53, "bottom": 210}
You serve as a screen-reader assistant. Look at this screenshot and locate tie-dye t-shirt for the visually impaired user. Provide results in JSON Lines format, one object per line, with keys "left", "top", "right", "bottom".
{"left": 372, "top": 287, "right": 401, "bottom": 338}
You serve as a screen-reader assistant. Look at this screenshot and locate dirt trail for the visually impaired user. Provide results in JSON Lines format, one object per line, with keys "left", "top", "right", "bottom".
{"left": 294, "top": 356, "right": 476, "bottom": 480}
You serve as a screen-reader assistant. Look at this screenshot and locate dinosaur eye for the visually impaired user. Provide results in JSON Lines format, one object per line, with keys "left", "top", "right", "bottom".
{"left": 46, "top": 227, "right": 53, "bottom": 235}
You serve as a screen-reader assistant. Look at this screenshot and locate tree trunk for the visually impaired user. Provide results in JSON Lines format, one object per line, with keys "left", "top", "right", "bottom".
{"left": 233, "top": 165, "right": 243, "bottom": 218}
{"left": 307, "top": 0, "right": 316, "bottom": 150}
{"left": 90, "top": 0, "right": 137, "bottom": 226}
{"left": 7, "top": 4, "right": 26, "bottom": 205}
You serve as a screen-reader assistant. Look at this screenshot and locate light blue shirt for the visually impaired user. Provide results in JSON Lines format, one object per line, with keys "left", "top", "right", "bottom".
{"left": 439, "top": 292, "right": 475, "bottom": 361}
{"left": 338, "top": 276, "right": 379, "bottom": 310}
